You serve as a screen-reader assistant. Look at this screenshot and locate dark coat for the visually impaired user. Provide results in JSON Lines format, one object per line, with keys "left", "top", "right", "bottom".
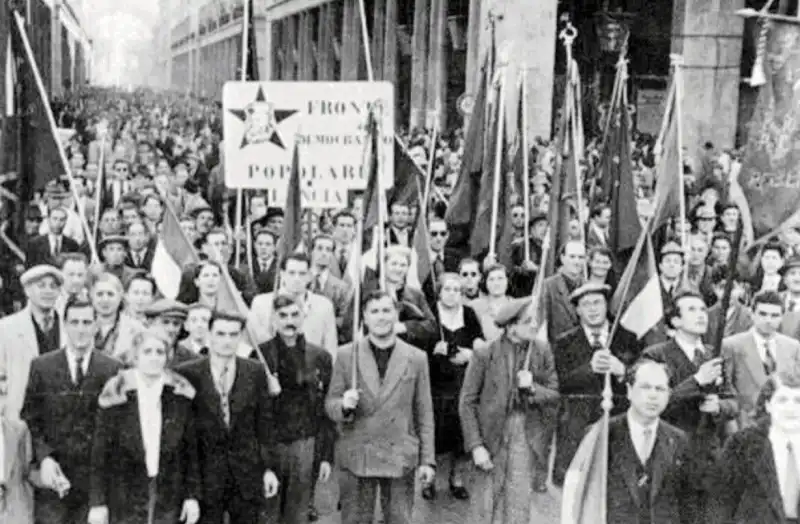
{"left": 607, "top": 415, "right": 691, "bottom": 524}
{"left": 24, "top": 234, "right": 80, "bottom": 268}
{"left": 706, "top": 421, "right": 796, "bottom": 524}
{"left": 250, "top": 257, "right": 278, "bottom": 296}
{"left": 176, "top": 263, "right": 257, "bottom": 306}
{"left": 89, "top": 369, "right": 201, "bottom": 523}
{"left": 552, "top": 324, "right": 642, "bottom": 485}
{"left": 421, "top": 248, "right": 461, "bottom": 311}
{"left": 124, "top": 240, "right": 157, "bottom": 272}
{"left": 175, "top": 357, "right": 275, "bottom": 505}
{"left": 20, "top": 350, "right": 122, "bottom": 506}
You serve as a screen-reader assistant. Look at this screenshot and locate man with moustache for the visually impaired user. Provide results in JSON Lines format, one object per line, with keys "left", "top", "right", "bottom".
{"left": 256, "top": 294, "right": 334, "bottom": 524}
{"left": 643, "top": 290, "right": 739, "bottom": 523}
{"left": 325, "top": 290, "right": 435, "bottom": 524}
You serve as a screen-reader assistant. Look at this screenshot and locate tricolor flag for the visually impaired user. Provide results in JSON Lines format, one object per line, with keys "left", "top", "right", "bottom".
{"left": 561, "top": 419, "right": 609, "bottom": 524}
{"left": 151, "top": 201, "right": 200, "bottom": 299}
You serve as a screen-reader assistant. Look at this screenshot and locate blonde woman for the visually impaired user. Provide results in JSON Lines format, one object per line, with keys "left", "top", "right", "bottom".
{"left": 89, "top": 328, "right": 200, "bottom": 524}
{"left": 470, "top": 264, "right": 512, "bottom": 342}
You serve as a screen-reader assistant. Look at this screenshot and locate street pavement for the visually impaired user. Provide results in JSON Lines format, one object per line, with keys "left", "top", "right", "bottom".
{"left": 312, "top": 468, "right": 562, "bottom": 524}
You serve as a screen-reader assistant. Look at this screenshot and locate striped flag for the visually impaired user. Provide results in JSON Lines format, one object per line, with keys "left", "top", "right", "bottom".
{"left": 561, "top": 418, "right": 609, "bottom": 524}
{"left": 151, "top": 201, "right": 200, "bottom": 299}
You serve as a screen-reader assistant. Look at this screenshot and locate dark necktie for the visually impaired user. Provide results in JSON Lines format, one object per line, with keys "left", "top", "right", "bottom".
{"left": 693, "top": 347, "right": 705, "bottom": 368}
{"left": 764, "top": 341, "right": 777, "bottom": 375}
{"left": 433, "top": 255, "right": 444, "bottom": 280}
{"left": 75, "top": 356, "right": 85, "bottom": 386}
{"left": 53, "top": 237, "right": 61, "bottom": 257}
{"left": 338, "top": 250, "right": 348, "bottom": 273}
{"left": 590, "top": 330, "right": 603, "bottom": 350}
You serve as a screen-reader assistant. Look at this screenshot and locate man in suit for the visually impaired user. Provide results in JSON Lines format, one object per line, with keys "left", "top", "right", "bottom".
{"left": 0, "top": 265, "right": 65, "bottom": 418}
{"left": 586, "top": 204, "right": 611, "bottom": 249}
{"left": 308, "top": 234, "right": 354, "bottom": 345}
{"left": 603, "top": 359, "right": 691, "bottom": 524}
{"left": 643, "top": 290, "right": 739, "bottom": 523}
{"left": 703, "top": 265, "right": 752, "bottom": 344}
{"left": 386, "top": 202, "right": 412, "bottom": 247}
{"left": 176, "top": 310, "right": 280, "bottom": 524}
{"left": 144, "top": 299, "right": 197, "bottom": 367}
{"left": 329, "top": 210, "right": 357, "bottom": 284}
{"left": 509, "top": 212, "right": 547, "bottom": 299}
{"left": 542, "top": 240, "right": 586, "bottom": 343}
{"left": 25, "top": 207, "right": 81, "bottom": 269}
{"left": 249, "top": 228, "right": 278, "bottom": 295}
{"left": 421, "top": 219, "right": 460, "bottom": 310}
{"left": 98, "top": 235, "right": 138, "bottom": 286}
{"left": 191, "top": 228, "right": 257, "bottom": 305}
{"left": 552, "top": 282, "right": 643, "bottom": 487}
{"left": 21, "top": 297, "right": 122, "bottom": 523}
{"left": 248, "top": 253, "right": 338, "bottom": 354}
{"left": 257, "top": 294, "right": 335, "bottom": 524}
{"left": 723, "top": 290, "right": 800, "bottom": 427}
{"left": 124, "top": 220, "right": 155, "bottom": 272}
{"left": 459, "top": 296, "right": 559, "bottom": 522}
{"left": 325, "top": 290, "right": 435, "bottom": 524}
{"left": 707, "top": 370, "right": 800, "bottom": 524}
{"left": 0, "top": 370, "right": 35, "bottom": 524}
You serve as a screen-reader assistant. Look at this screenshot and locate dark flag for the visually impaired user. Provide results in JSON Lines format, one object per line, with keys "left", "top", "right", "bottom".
{"left": 606, "top": 89, "right": 641, "bottom": 256}
{"left": 276, "top": 145, "right": 302, "bottom": 263}
{"left": 389, "top": 139, "right": 424, "bottom": 210}
{"left": 244, "top": 0, "right": 259, "bottom": 81}
{"left": 361, "top": 109, "right": 381, "bottom": 252}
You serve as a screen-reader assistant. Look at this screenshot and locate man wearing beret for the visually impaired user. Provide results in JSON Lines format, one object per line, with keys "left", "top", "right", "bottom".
{"left": 459, "top": 296, "right": 559, "bottom": 522}
{"left": 144, "top": 299, "right": 198, "bottom": 367}
{"left": 0, "top": 266, "right": 65, "bottom": 418}
{"left": 551, "top": 281, "right": 643, "bottom": 487}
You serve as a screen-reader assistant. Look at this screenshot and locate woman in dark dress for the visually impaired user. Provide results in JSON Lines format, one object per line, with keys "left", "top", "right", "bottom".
{"left": 425, "top": 272, "right": 486, "bottom": 501}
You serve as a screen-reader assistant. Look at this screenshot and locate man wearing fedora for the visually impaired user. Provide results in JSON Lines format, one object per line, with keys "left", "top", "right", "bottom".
{"left": 459, "top": 295, "right": 559, "bottom": 522}
{"left": 551, "top": 281, "right": 643, "bottom": 487}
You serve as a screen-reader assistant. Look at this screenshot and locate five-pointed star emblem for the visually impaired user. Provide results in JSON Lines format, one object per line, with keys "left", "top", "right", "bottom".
{"left": 228, "top": 86, "right": 299, "bottom": 149}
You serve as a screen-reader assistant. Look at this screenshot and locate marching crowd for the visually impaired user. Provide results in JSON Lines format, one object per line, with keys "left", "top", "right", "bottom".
{"left": 1, "top": 85, "right": 800, "bottom": 524}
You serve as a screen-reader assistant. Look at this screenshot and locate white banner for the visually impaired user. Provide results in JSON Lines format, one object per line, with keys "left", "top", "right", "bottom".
{"left": 222, "top": 81, "right": 395, "bottom": 208}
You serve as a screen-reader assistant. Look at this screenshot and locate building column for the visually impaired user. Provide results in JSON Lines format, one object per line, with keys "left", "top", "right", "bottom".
{"left": 341, "top": 0, "right": 361, "bottom": 80}
{"left": 671, "top": 0, "right": 744, "bottom": 161}
{"left": 383, "top": 0, "right": 397, "bottom": 105}
{"left": 409, "top": 0, "right": 429, "bottom": 127}
{"left": 51, "top": 0, "right": 62, "bottom": 97}
{"left": 426, "top": 0, "right": 447, "bottom": 128}
{"left": 489, "top": 0, "right": 558, "bottom": 140}
{"left": 317, "top": 5, "right": 333, "bottom": 80}
{"left": 298, "top": 12, "right": 313, "bottom": 80}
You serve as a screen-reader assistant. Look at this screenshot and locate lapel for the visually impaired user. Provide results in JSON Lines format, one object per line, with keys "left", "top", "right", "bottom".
{"left": 650, "top": 423, "right": 679, "bottom": 502}
{"left": 356, "top": 339, "right": 381, "bottom": 399}
{"left": 121, "top": 394, "right": 146, "bottom": 462}
{"left": 611, "top": 417, "right": 642, "bottom": 508}
{"left": 378, "top": 343, "right": 410, "bottom": 404}
{"left": 227, "top": 360, "right": 248, "bottom": 429}
{"left": 201, "top": 359, "right": 225, "bottom": 427}
{"left": 741, "top": 333, "right": 768, "bottom": 389}
{"left": 15, "top": 308, "right": 39, "bottom": 359}
{"left": 751, "top": 425, "right": 785, "bottom": 519}
{"left": 555, "top": 274, "right": 577, "bottom": 321}
{"left": 2, "top": 418, "right": 17, "bottom": 482}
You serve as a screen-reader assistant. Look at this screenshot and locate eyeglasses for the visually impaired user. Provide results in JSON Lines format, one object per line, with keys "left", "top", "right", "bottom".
{"left": 430, "top": 231, "right": 448, "bottom": 237}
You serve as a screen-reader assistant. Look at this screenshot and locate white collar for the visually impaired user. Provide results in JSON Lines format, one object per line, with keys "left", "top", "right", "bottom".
{"left": 751, "top": 328, "right": 776, "bottom": 347}
{"left": 673, "top": 332, "right": 705, "bottom": 361}
{"left": 626, "top": 410, "right": 659, "bottom": 435}
{"left": 66, "top": 346, "right": 92, "bottom": 366}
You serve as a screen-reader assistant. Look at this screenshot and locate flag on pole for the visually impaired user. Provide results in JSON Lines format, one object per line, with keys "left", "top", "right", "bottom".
{"left": 561, "top": 418, "right": 609, "bottom": 524}
{"left": 151, "top": 203, "right": 201, "bottom": 299}
{"left": 244, "top": 0, "right": 259, "bottom": 81}
{"left": 276, "top": 145, "right": 302, "bottom": 263}
{"left": 615, "top": 231, "right": 662, "bottom": 338}
{"left": 390, "top": 139, "right": 425, "bottom": 209}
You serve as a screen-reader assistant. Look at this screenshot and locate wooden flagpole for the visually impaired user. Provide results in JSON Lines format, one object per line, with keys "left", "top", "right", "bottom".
{"left": 91, "top": 133, "right": 106, "bottom": 243}
{"left": 12, "top": 11, "right": 97, "bottom": 262}
{"left": 521, "top": 72, "right": 532, "bottom": 263}
{"left": 670, "top": 54, "right": 688, "bottom": 282}
{"left": 488, "top": 65, "right": 507, "bottom": 259}
{"left": 234, "top": 0, "right": 251, "bottom": 269}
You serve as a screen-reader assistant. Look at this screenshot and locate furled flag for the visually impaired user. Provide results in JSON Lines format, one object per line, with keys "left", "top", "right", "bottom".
{"left": 151, "top": 201, "right": 200, "bottom": 300}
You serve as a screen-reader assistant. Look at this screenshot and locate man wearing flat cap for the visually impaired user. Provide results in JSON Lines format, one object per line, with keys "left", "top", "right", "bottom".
{"left": 0, "top": 266, "right": 65, "bottom": 418}
{"left": 551, "top": 281, "right": 642, "bottom": 486}
{"left": 190, "top": 205, "right": 216, "bottom": 238}
{"left": 98, "top": 235, "right": 137, "bottom": 285}
{"left": 144, "top": 298, "right": 197, "bottom": 367}
{"left": 509, "top": 211, "right": 548, "bottom": 298}
{"left": 459, "top": 295, "right": 559, "bottom": 522}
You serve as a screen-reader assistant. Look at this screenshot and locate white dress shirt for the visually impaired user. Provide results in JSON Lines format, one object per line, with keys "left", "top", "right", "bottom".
{"left": 673, "top": 334, "right": 705, "bottom": 364}
{"left": 762, "top": 274, "right": 782, "bottom": 292}
{"left": 627, "top": 411, "right": 659, "bottom": 464}
{"left": 769, "top": 427, "right": 800, "bottom": 518}
{"left": 65, "top": 348, "right": 91, "bottom": 384}
{"left": 751, "top": 329, "right": 777, "bottom": 366}
{"left": 136, "top": 371, "right": 164, "bottom": 478}
{"left": 582, "top": 322, "right": 610, "bottom": 349}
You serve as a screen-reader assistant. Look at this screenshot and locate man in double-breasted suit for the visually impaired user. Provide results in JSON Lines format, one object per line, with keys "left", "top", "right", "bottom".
{"left": 604, "top": 360, "right": 691, "bottom": 524}
{"left": 459, "top": 297, "right": 559, "bottom": 523}
{"left": 706, "top": 371, "right": 800, "bottom": 524}
{"left": 552, "top": 282, "right": 643, "bottom": 487}
{"left": 541, "top": 240, "right": 585, "bottom": 342}
{"left": 643, "top": 290, "right": 739, "bottom": 523}
{"left": 21, "top": 298, "right": 122, "bottom": 523}
{"left": 176, "top": 310, "right": 279, "bottom": 524}
{"left": 0, "top": 265, "right": 67, "bottom": 419}
{"left": 325, "top": 290, "right": 435, "bottom": 524}
{"left": 723, "top": 290, "right": 800, "bottom": 428}
{"left": 0, "top": 372, "right": 35, "bottom": 524}
{"left": 247, "top": 254, "right": 338, "bottom": 355}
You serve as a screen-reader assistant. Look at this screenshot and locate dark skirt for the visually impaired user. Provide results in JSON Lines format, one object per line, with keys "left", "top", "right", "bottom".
{"left": 432, "top": 367, "right": 467, "bottom": 456}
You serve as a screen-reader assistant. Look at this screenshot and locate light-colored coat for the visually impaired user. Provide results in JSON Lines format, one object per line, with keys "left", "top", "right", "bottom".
{"left": 722, "top": 330, "right": 800, "bottom": 427}
{"left": 0, "top": 417, "right": 34, "bottom": 524}
{"left": 96, "top": 313, "right": 146, "bottom": 366}
{"left": 0, "top": 306, "right": 66, "bottom": 419}
{"left": 325, "top": 339, "right": 435, "bottom": 478}
{"left": 247, "top": 292, "right": 338, "bottom": 356}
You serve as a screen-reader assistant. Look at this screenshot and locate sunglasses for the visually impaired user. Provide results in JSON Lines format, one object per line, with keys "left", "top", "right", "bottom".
{"left": 430, "top": 231, "right": 448, "bottom": 237}
{"left": 461, "top": 272, "right": 479, "bottom": 277}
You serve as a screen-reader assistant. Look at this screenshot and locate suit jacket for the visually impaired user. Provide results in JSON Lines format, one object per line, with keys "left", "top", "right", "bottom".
{"left": 94, "top": 313, "right": 146, "bottom": 366}
{"left": 459, "top": 335, "right": 559, "bottom": 458}
{"left": 325, "top": 338, "right": 435, "bottom": 478}
{"left": 552, "top": 324, "right": 642, "bottom": 483}
{"left": 722, "top": 331, "right": 800, "bottom": 427}
{"left": 314, "top": 272, "right": 354, "bottom": 345}
{"left": 586, "top": 224, "right": 609, "bottom": 249}
{"left": 606, "top": 415, "right": 691, "bottom": 524}
{"left": 20, "top": 350, "right": 122, "bottom": 499}
{"left": 643, "top": 339, "right": 739, "bottom": 491}
{"left": 779, "top": 310, "right": 800, "bottom": 341}
{"left": 124, "top": 241, "right": 156, "bottom": 272}
{"left": 175, "top": 357, "right": 275, "bottom": 503}
{"left": 89, "top": 369, "right": 201, "bottom": 522}
{"left": 0, "top": 418, "right": 35, "bottom": 524}
{"left": 509, "top": 237, "right": 543, "bottom": 299}
{"left": 542, "top": 272, "right": 580, "bottom": 342}
{"left": 24, "top": 235, "right": 80, "bottom": 268}
{"left": 421, "top": 248, "right": 461, "bottom": 310}
{"left": 250, "top": 257, "right": 278, "bottom": 295}
{"left": 703, "top": 303, "right": 753, "bottom": 345}
{"left": 247, "top": 292, "right": 339, "bottom": 356}
{"left": 329, "top": 242, "right": 357, "bottom": 285}
{"left": 707, "top": 421, "right": 796, "bottom": 524}
{"left": 393, "top": 285, "right": 439, "bottom": 351}
{"left": 0, "top": 306, "right": 67, "bottom": 418}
